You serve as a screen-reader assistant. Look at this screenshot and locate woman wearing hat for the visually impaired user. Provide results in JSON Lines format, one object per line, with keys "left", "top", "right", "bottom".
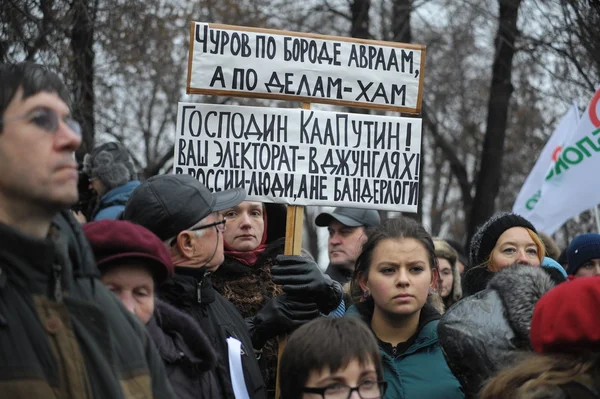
{"left": 83, "top": 220, "right": 221, "bottom": 399}
{"left": 480, "top": 276, "right": 600, "bottom": 398}
{"left": 438, "top": 212, "right": 563, "bottom": 398}
{"left": 567, "top": 233, "right": 600, "bottom": 277}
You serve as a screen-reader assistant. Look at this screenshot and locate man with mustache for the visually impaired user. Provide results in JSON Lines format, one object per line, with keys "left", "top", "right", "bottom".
{"left": 0, "top": 62, "right": 174, "bottom": 398}
{"left": 316, "top": 207, "right": 381, "bottom": 285}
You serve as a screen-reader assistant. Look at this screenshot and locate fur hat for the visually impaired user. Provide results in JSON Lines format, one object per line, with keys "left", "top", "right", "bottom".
{"left": 83, "top": 142, "right": 136, "bottom": 190}
{"left": 531, "top": 276, "right": 600, "bottom": 353}
{"left": 566, "top": 233, "right": 600, "bottom": 275}
{"left": 469, "top": 212, "right": 536, "bottom": 268}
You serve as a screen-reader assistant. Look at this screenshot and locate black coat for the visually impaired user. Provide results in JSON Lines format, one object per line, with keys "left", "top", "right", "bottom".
{"left": 438, "top": 265, "right": 556, "bottom": 398}
{"left": 147, "top": 299, "right": 220, "bottom": 399}
{"left": 158, "top": 266, "right": 266, "bottom": 399}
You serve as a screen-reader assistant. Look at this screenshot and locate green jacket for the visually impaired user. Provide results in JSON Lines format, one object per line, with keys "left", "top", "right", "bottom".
{"left": 0, "top": 211, "right": 175, "bottom": 399}
{"left": 346, "top": 303, "right": 464, "bottom": 399}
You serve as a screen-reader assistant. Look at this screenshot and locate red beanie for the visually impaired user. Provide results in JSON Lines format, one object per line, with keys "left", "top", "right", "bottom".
{"left": 530, "top": 276, "right": 600, "bottom": 354}
{"left": 83, "top": 220, "right": 174, "bottom": 284}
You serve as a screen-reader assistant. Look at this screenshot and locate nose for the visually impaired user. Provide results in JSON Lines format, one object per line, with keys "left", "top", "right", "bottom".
{"left": 329, "top": 232, "right": 342, "bottom": 245}
{"left": 594, "top": 265, "right": 600, "bottom": 276}
{"left": 517, "top": 249, "right": 530, "bottom": 265}
{"left": 395, "top": 268, "right": 410, "bottom": 286}
{"left": 56, "top": 120, "right": 82, "bottom": 151}
{"left": 118, "top": 292, "right": 136, "bottom": 315}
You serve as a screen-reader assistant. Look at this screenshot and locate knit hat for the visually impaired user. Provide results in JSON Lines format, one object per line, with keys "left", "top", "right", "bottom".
{"left": 566, "top": 233, "right": 600, "bottom": 275}
{"left": 530, "top": 276, "right": 600, "bottom": 353}
{"left": 82, "top": 142, "right": 136, "bottom": 190}
{"left": 469, "top": 212, "right": 536, "bottom": 268}
{"left": 541, "top": 257, "right": 568, "bottom": 278}
{"left": 83, "top": 220, "right": 173, "bottom": 284}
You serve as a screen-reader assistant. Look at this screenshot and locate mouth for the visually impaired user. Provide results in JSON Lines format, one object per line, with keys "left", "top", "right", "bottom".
{"left": 392, "top": 294, "right": 414, "bottom": 300}
{"left": 237, "top": 234, "right": 255, "bottom": 239}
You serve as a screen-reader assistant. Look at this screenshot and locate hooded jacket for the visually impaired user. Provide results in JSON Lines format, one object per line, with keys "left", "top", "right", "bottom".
{"left": 92, "top": 180, "right": 140, "bottom": 221}
{"left": 0, "top": 210, "right": 175, "bottom": 398}
{"left": 159, "top": 266, "right": 266, "bottom": 399}
{"left": 438, "top": 265, "right": 556, "bottom": 398}
{"left": 347, "top": 302, "right": 464, "bottom": 399}
{"left": 147, "top": 299, "right": 220, "bottom": 399}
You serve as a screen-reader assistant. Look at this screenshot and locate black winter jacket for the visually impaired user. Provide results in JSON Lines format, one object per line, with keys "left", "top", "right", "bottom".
{"left": 438, "top": 265, "right": 556, "bottom": 398}
{"left": 147, "top": 299, "right": 221, "bottom": 399}
{"left": 0, "top": 211, "right": 175, "bottom": 398}
{"left": 158, "top": 266, "right": 266, "bottom": 399}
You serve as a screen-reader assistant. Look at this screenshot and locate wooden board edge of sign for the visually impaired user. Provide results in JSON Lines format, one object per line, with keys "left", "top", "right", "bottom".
{"left": 284, "top": 205, "right": 304, "bottom": 255}
{"left": 186, "top": 88, "right": 423, "bottom": 115}
{"left": 186, "top": 22, "right": 195, "bottom": 94}
{"left": 415, "top": 45, "right": 427, "bottom": 115}
{"left": 205, "top": 22, "right": 426, "bottom": 52}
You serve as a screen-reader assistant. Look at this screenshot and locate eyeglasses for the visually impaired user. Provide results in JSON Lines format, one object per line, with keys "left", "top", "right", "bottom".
{"left": 302, "top": 381, "right": 387, "bottom": 399}
{"left": 169, "top": 217, "right": 227, "bottom": 246}
{"left": 0, "top": 107, "right": 81, "bottom": 136}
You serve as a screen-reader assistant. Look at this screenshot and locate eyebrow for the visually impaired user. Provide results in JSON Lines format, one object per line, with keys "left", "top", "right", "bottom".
{"left": 499, "top": 241, "right": 536, "bottom": 247}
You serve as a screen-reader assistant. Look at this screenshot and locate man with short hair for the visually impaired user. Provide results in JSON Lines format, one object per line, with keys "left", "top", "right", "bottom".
{"left": 0, "top": 62, "right": 175, "bottom": 398}
{"left": 315, "top": 207, "right": 381, "bottom": 285}
{"left": 123, "top": 174, "right": 268, "bottom": 399}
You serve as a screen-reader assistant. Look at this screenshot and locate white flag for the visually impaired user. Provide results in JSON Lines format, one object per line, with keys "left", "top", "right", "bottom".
{"left": 512, "top": 103, "right": 579, "bottom": 217}
{"left": 528, "top": 88, "right": 600, "bottom": 234}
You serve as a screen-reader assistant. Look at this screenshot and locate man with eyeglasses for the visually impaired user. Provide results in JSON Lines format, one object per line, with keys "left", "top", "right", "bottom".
{"left": 0, "top": 62, "right": 175, "bottom": 397}
{"left": 123, "top": 173, "right": 269, "bottom": 399}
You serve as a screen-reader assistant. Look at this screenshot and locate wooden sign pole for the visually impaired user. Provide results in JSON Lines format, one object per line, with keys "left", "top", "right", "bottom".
{"left": 274, "top": 102, "right": 310, "bottom": 399}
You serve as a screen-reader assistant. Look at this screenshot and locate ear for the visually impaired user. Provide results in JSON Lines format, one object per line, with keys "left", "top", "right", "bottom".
{"left": 175, "top": 231, "right": 196, "bottom": 258}
{"left": 430, "top": 268, "right": 439, "bottom": 291}
{"left": 357, "top": 271, "right": 369, "bottom": 292}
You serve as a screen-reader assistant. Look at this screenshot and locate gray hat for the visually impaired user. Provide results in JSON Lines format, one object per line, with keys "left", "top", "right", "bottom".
{"left": 315, "top": 207, "right": 380, "bottom": 228}
{"left": 122, "top": 174, "right": 246, "bottom": 241}
{"left": 83, "top": 142, "right": 136, "bottom": 190}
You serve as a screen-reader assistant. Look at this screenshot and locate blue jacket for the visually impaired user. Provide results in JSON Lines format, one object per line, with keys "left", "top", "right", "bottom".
{"left": 346, "top": 302, "right": 464, "bottom": 399}
{"left": 92, "top": 180, "right": 140, "bottom": 221}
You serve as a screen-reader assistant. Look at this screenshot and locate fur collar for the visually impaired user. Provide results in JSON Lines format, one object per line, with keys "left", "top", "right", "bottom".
{"left": 487, "top": 265, "right": 555, "bottom": 345}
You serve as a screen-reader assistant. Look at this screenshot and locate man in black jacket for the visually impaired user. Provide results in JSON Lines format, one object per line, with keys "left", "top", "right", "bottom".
{"left": 0, "top": 62, "right": 175, "bottom": 398}
{"left": 123, "top": 174, "right": 269, "bottom": 399}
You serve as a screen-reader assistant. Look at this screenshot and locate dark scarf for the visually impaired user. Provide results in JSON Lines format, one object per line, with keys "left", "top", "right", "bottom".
{"left": 223, "top": 211, "right": 268, "bottom": 267}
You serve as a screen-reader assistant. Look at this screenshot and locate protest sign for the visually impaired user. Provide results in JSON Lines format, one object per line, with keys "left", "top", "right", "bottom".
{"left": 174, "top": 102, "right": 422, "bottom": 212}
{"left": 528, "top": 88, "right": 600, "bottom": 234}
{"left": 187, "top": 22, "right": 426, "bottom": 114}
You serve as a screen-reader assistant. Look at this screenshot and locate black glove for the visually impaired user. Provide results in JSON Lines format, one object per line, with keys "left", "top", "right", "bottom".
{"left": 246, "top": 294, "right": 320, "bottom": 349}
{"left": 271, "top": 255, "right": 344, "bottom": 314}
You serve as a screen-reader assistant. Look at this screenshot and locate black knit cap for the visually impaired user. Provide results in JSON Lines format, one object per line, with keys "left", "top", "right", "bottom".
{"left": 469, "top": 212, "right": 537, "bottom": 268}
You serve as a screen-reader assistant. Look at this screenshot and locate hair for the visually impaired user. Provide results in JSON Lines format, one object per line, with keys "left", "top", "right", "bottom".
{"left": 487, "top": 228, "right": 545, "bottom": 272}
{"left": 279, "top": 317, "right": 383, "bottom": 399}
{"left": 434, "top": 238, "right": 462, "bottom": 308}
{"left": 0, "top": 63, "right": 70, "bottom": 128}
{"left": 538, "top": 232, "right": 561, "bottom": 260}
{"left": 350, "top": 216, "right": 438, "bottom": 304}
{"left": 480, "top": 353, "right": 600, "bottom": 399}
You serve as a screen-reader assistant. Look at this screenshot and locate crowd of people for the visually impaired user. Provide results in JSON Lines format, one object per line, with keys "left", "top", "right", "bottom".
{"left": 1, "top": 61, "right": 600, "bottom": 399}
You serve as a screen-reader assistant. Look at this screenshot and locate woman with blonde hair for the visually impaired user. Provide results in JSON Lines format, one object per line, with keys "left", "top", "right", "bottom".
{"left": 480, "top": 276, "right": 600, "bottom": 398}
{"left": 438, "top": 212, "right": 565, "bottom": 398}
